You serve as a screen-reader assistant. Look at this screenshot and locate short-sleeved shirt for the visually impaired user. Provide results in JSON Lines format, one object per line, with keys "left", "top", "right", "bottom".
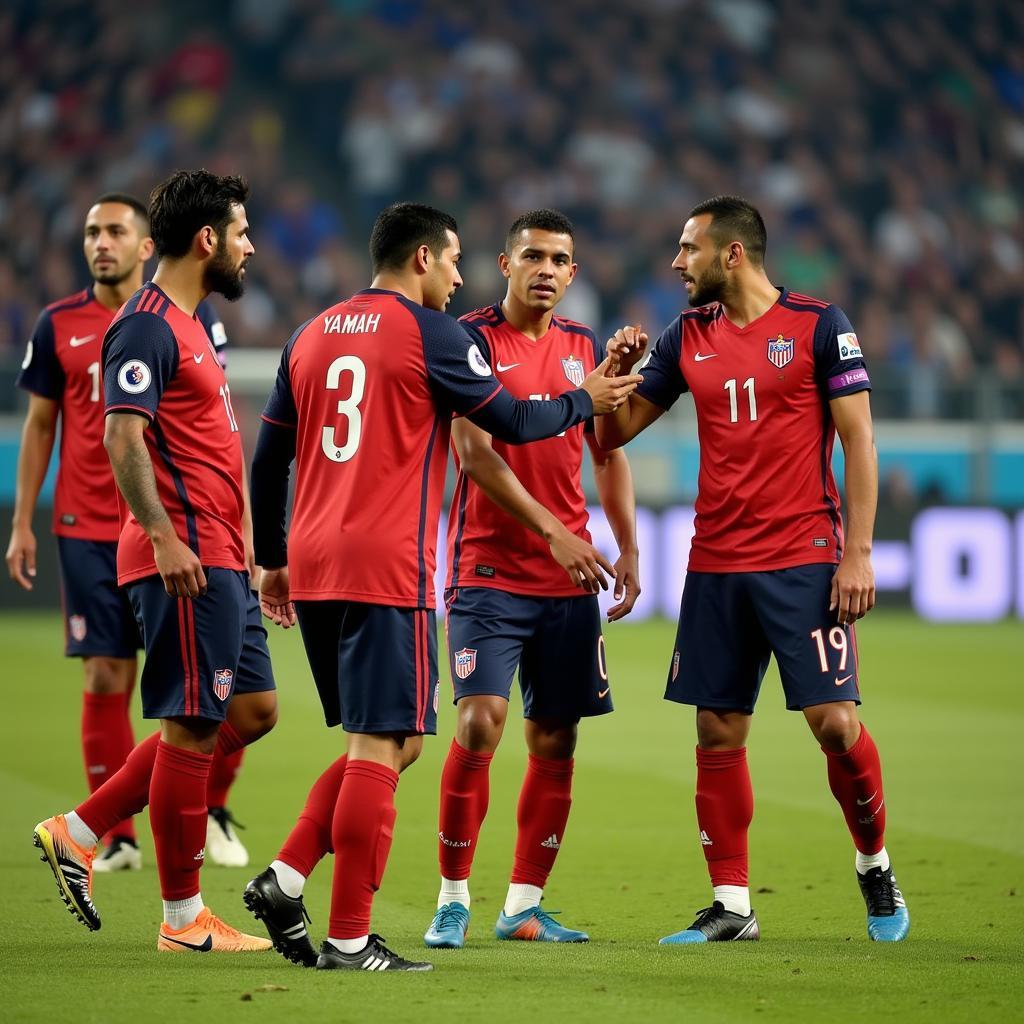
{"left": 102, "top": 283, "right": 244, "bottom": 586}
{"left": 637, "top": 287, "right": 871, "bottom": 572}
{"left": 17, "top": 286, "right": 228, "bottom": 542}
{"left": 447, "top": 303, "right": 602, "bottom": 597}
{"left": 261, "top": 288, "right": 514, "bottom": 608}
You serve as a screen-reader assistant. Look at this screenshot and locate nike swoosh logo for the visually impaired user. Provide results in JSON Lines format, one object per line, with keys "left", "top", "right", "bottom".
{"left": 69, "top": 335, "right": 97, "bottom": 347}
{"left": 856, "top": 791, "right": 878, "bottom": 806}
{"left": 834, "top": 674, "right": 853, "bottom": 686}
{"left": 193, "top": 352, "right": 204, "bottom": 364}
{"left": 496, "top": 361, "right": 520, "bottom": 372}
{"left": 597, "top": 687, "right": 610, "bottom": 698}
{"left": 160, "top": 932, "right": 213, "bottom": 951}
{"left": 693, "top": 352, "right": 718, "bottom": 361}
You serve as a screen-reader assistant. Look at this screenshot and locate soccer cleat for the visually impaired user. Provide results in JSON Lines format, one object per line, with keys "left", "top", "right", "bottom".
{"left": 495, "top": 906, "right": 589, "bottom": 943}
{"left": 316, "top": 934, "right": 434, "bottom": 971}
{"left": 157, "top": 907, "right": 273, "bottom": 952}
{"left": 33, "top": 814, "right": 100, "bottom": 931}
{"left": 92, "top": 836, "right": 142, "bottom": 873}
{"left": 243, "top": 866, "right": 318, "bottom": 967}
{"left": 424, "top": 901, "right": 470, "bottom": 948}
{"left": 858, "top": 864, "right": 910, "bottom": 942}
{"left": 659, "top": 901, "right": 760, "bottom": 944}
{"left": 206, "top": 806, "right": 249, "bottom": 867}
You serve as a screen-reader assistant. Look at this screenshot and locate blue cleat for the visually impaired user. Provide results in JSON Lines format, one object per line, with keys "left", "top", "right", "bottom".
{"left": 659, "top": 902, "right": 759, "bottom": 944}
{"left": 495, "top": 906, "right": 589, "bottom": 943}
{"left": 858, "top": 864, "right": 910, "bottom": 942}
{"left": 424, "top": 901, "right": 470, "bottom": 948}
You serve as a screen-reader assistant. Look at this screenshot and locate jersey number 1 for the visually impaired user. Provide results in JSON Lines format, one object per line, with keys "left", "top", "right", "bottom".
{"left": 322, "top": 356, "right": 366, "bottom": 462}
{"left": 724, "top": 377, "right": 757, "bottom": 423}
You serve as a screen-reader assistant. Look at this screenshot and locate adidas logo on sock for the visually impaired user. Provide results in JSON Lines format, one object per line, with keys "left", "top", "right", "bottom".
{"left": 699, "top": 830, "right": 713, "bottom": 846}
{"left": 193, "top": 847, "right": 206, "bottom": 861}
{"left": 541, "top": 834, "right": 560, "bottom": 849}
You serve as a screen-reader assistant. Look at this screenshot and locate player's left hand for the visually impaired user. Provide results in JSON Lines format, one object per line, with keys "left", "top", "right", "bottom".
{"left": 244, "top": 539, "right": 261, "bottom": 591}
{"left": 607, "top": 548, "right": 641, "bottom": 621}
{"left": 259, "top": 566, "right": 296, "bottom": 628}
{"left": 830, "top": 552, "right": 875, "bottom": 625}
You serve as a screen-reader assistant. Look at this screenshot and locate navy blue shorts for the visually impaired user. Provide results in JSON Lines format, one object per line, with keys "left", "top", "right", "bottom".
{"left": 57, "top": 537, "right": 140, "bottom": 658}
{"left": 127, "top": 570, "right": 275, "bottom": 721}
{"left": 444, "top": 587, "right": 612, "bottom": 722}
{"left": 294, "top": 600, "right": 438, "bottom": 735}
{"left": 666, "top": 564, "right": 861, "bottom": 714}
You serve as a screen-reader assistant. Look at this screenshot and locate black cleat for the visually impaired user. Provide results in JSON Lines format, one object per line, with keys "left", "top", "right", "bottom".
{"left": 659, "top": 901, "right": 759, "bottom": 944}
{"left": 316, "top": 934, "right": 434, "bottom": 972}
{"left": 857, "top": 864, "right": 910, "bottom": 941}
{"left": 243, "top": 867, "right": 318, "bottom": 967}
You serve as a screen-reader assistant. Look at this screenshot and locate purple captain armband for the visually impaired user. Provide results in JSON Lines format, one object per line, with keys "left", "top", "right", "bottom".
{"left": 828, "top": 367, "right": 870, "bottom": 393}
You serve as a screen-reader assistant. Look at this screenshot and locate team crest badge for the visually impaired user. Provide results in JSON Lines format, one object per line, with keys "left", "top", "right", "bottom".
{"left": 672, "top": 650, "right": 680, "bottom": 681}
{"left": 69, "top": 615, "right": 87, "bottom": 642}
{"left": 433, "top": 681, "right": 440, "bottom": 713}
{"left": 767, "top": 334, "right": 794, "bottom": 369}
{"left": 213, "top": 668, "right": 234, "bottom": 701}
{"left": 561, "top": 355, "right": 585, "bottom": 387}
{"left": 454, "top": 648, "right": 477, "bottom": 680}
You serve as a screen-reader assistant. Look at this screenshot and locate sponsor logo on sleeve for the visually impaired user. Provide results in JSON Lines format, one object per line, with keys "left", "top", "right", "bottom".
{"left": 117, "top": 360, "right": 152, "bottom": 394}
{"left": 211, "top": 322, "right": 227, "bottom": 347}
{"left": 467, "top": 344, "right": 492, "bottom": 377}
{"left": 21, "top": 340, "right": 33, "bottom": 369}
{"left": 837, "top": 332, "right": 862, "bottom": 360}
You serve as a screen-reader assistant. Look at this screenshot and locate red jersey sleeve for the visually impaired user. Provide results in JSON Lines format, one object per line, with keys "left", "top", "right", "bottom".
{"left": 16, "top": 308, "right": 64, "bottom": 400}
{"left": 102, "top": 312, "right": 179, "bottom": 422}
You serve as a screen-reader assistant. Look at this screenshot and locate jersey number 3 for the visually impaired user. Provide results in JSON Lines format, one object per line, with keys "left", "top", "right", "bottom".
{"left": 322, "top": 355, "right": 366, "bottom": 462}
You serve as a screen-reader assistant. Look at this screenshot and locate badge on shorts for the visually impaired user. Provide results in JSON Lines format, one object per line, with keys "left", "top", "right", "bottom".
{"left": 561, "top": 355, "right": 585, "bottom": 387}
{"left": 454, "top": 648, "right": 477, "bottom": 680}
{"left": 767, "top": 334, "right": 794, "bottom": 369}
{"left": 69, "top": 615, "right": 87, "bottom": 642}
{"left": 672, "top": 650, "right": 680, "bottom": 681}
{"left": 213, "top": 668, "right": 234, "bottom": 701}
{"left": 433, "top": 681, "right": 440, "bottom": 713}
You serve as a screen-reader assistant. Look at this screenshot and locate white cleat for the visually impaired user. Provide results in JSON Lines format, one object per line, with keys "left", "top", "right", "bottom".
{"left": 206, "top": 807, "right": 249, "bottom": 867}
{"left": 93, "top": 836, "right": 142, "bottom": 873}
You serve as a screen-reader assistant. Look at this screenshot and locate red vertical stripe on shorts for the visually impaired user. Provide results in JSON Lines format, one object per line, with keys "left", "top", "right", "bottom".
{"left": 185, "top": 600, "right": 200, "bottom": 715}
{"left": 418, "top": 610, "right": 429, "bottom": 732}
{"left": 413, "top": 610, "right": 424, "bottom": 732}
{"left": 177, "top": 598, "right": 193, "bottom": 715}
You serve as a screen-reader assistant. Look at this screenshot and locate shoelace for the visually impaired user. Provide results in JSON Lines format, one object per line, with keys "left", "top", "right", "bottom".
{"left": 689, "top": 905, "right": 722, "bottom": 928}
{"left": 206, "top": 913, "right": 244, "bottom": 939}
{"left": 434, "top": 904, "right": 469, "bottom": 930}
{"left": 364, "top": 934, "right": 401, "bottom": 961}
{"left": 209, "top": 807, "right": 246, "bottom": 832}
{"left": 863, "top": 873, "right": 899, "bottom": 915}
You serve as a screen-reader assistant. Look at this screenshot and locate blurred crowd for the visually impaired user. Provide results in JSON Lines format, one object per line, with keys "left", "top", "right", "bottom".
{"left": 1, "top": 0, "right": 1022, "bottom": 419}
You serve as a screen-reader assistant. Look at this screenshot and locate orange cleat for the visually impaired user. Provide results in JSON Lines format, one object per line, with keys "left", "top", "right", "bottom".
{"left": 33, "top": 814, "right": 100, "bottom": 931}
{"left": 157, "top": 907, "right": 273, "bottom": 952}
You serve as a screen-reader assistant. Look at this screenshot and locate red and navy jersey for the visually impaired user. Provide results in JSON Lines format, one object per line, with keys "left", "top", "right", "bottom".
{"left": 17, "top": 287, "right": 228, "bottom": 543}
{"left": 637, "top": 287, "right": 871, "bottom": 572}
{"left": 102, "top": 283, "right": 244, "bottom": 586}
{"left": 261, "top": 288, "right": 514, "bottom": 607}
{"left": 447, "top": 304, "right": 602, "bottom": 596}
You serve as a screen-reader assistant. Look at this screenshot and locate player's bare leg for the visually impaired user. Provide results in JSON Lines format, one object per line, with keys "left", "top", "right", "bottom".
{"left": 804, "top": 701, "right": 909, "bottom": 941}
{"left": 82, "top": 656, "right": 142, "bottom": 872}
{"left": 661, "top": 708, "right": 759, "bottom": 944}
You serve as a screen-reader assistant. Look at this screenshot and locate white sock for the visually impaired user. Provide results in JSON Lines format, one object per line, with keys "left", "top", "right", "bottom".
{"left": 327, "top": 935, "right": 369, "bottom": 954}
{"left": 270, "top": 859, "right": 306, "bottom": 899}
{"left": 504, "top": 883, "right": 543, "bottom": 917}
{"left": 856, "top": 847, "right": 890, "bottom": 875}
{"left": 64, "top": 811, "right": 98, "bottom": 849}
{"left": 714, "top": 885, "right": 751, "bottom": 916}
{"left": 163, "top": 894, "right": 204, "bottom": 930}
{"left": 439, "top": 876, "right": 470, "bottom": 910}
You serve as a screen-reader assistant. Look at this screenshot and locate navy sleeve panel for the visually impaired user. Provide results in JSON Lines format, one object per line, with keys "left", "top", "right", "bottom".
{"left": 635, "top": 316, "right": 687, "bottom": 410}
{"left": 812, "top": 304, "right": 872, "bottom": 399}
{"left": 250, "top": 417, "right": 297, "bottom": 569}
{"left": 102, "top": 312, "right": 179, "bottom": 422}
{"left": 16, "top": 309, "right": 64, "bottom": 400}
{"left": 196, "top": 299, "right": 228, "bottom": 367}
{"left": 261, "top": 319, "right": 312, "bottom": 428}
{"left": 469, "top": 386, "right": 594, "bottom": 444}
{"left": 582, "top": 329, "right": 604, "bottom": 435}
{"left": 458, "top": 320, "right": 492, "bottom": 366}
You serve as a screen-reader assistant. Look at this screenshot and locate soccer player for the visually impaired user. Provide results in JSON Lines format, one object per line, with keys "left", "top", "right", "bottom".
{"left": 599, "top": 196, "right": 909, "bottom": 944}
{"left": 7, "top": 194, "right": 246, "bottom": 872}
{"left": 424, "top": 209, "right": 639, "bottom": 949}
{"left": 33, "top": 170, "right": 277, "bottom": 953}
{"left": 243, "top": 202, "right": 641, "bottom": 972}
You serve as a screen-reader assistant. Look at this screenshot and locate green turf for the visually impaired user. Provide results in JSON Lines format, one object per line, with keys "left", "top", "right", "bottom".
{"left": 2, "top": 611, "right": 1021, "bottom": 1022}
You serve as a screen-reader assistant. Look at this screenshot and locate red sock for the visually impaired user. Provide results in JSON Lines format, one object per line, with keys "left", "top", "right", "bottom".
{"left": 81, "top": 692, "right": 137, "bottom": 843}
{"left": 438, "top": 740, "right": 493, "bottom": 880}
{"left": 823, "top": 724, "right": 886, "bottom": 855}
{"left": 510, "top": 754, "right": 573, "bottom": 888}
{"left": 207, "top": 748, "right": 244, "bottom": 808}
{"left": 149, "top": 740, "right": 213, "bottom": 901}
{"left": 328, "top": 760, "right": 398, "bottom": 939}
{"left": 278, "top": 755, "right": 348, "bottom": 877}
{"left": 695, "top": 746, "right": 753, "bottom": 887}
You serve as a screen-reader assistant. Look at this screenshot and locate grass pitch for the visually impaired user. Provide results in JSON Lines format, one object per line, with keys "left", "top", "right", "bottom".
{"left": 1, "top": 610, "right": 1021, "bottom": 1022}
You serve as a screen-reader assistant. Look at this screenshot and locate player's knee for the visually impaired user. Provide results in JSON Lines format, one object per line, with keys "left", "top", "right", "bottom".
{"left": 525, "top": 720, "right": 577, "bottom": 760}
{"left": 232, "top": 692, "right": 278, "bottom": 743}
{"left": 695, "top": 708, "right": 748, "bottom": 749}
{"left": 808, "top": 704, "right": 859, "bottom": 752}
{"left": 456, "top": 699, "right": 506, "bottom": 752}
{"left": 83, "top": 656, "right": 134, "bottom": 695}
{"left": 398, "top": 735, "right": 423, "bottom": 772}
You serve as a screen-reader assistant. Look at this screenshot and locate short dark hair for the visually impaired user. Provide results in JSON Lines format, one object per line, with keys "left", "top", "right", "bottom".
{"left": 505, "top": 208, "right": 575, "bottom": 254}
{"left": 92, "top": 192, "right": 149, "bottom": 227}
{"left": 369, "top": 202, "right": 458, "bottom": 274}
{"left": 688, "top": 196, "right": 767, "bottom": 265}
{"left": 148, "top": 170, "right": 249, "bottom": 259}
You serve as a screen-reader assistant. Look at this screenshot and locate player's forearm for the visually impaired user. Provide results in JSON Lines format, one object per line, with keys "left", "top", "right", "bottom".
{"left": 470, "top": 388, "right": 593, "bottom": 444}
{"left": 842, "top": 433, "right": 878, "bottom": 556}
{"left": 104, "top": 428, "right": 175, "bottom": 541}
{"left": 593, "top": 450, "right": 638, "bottom": 554}
{"left": 11, "top": 418, "right": 56, "bottom": 528}
{"left": 594, "top": 399, "right": 635, "bottom": 451}
{"left": 250, "top": 418, "right": 296, "bottom": 568}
